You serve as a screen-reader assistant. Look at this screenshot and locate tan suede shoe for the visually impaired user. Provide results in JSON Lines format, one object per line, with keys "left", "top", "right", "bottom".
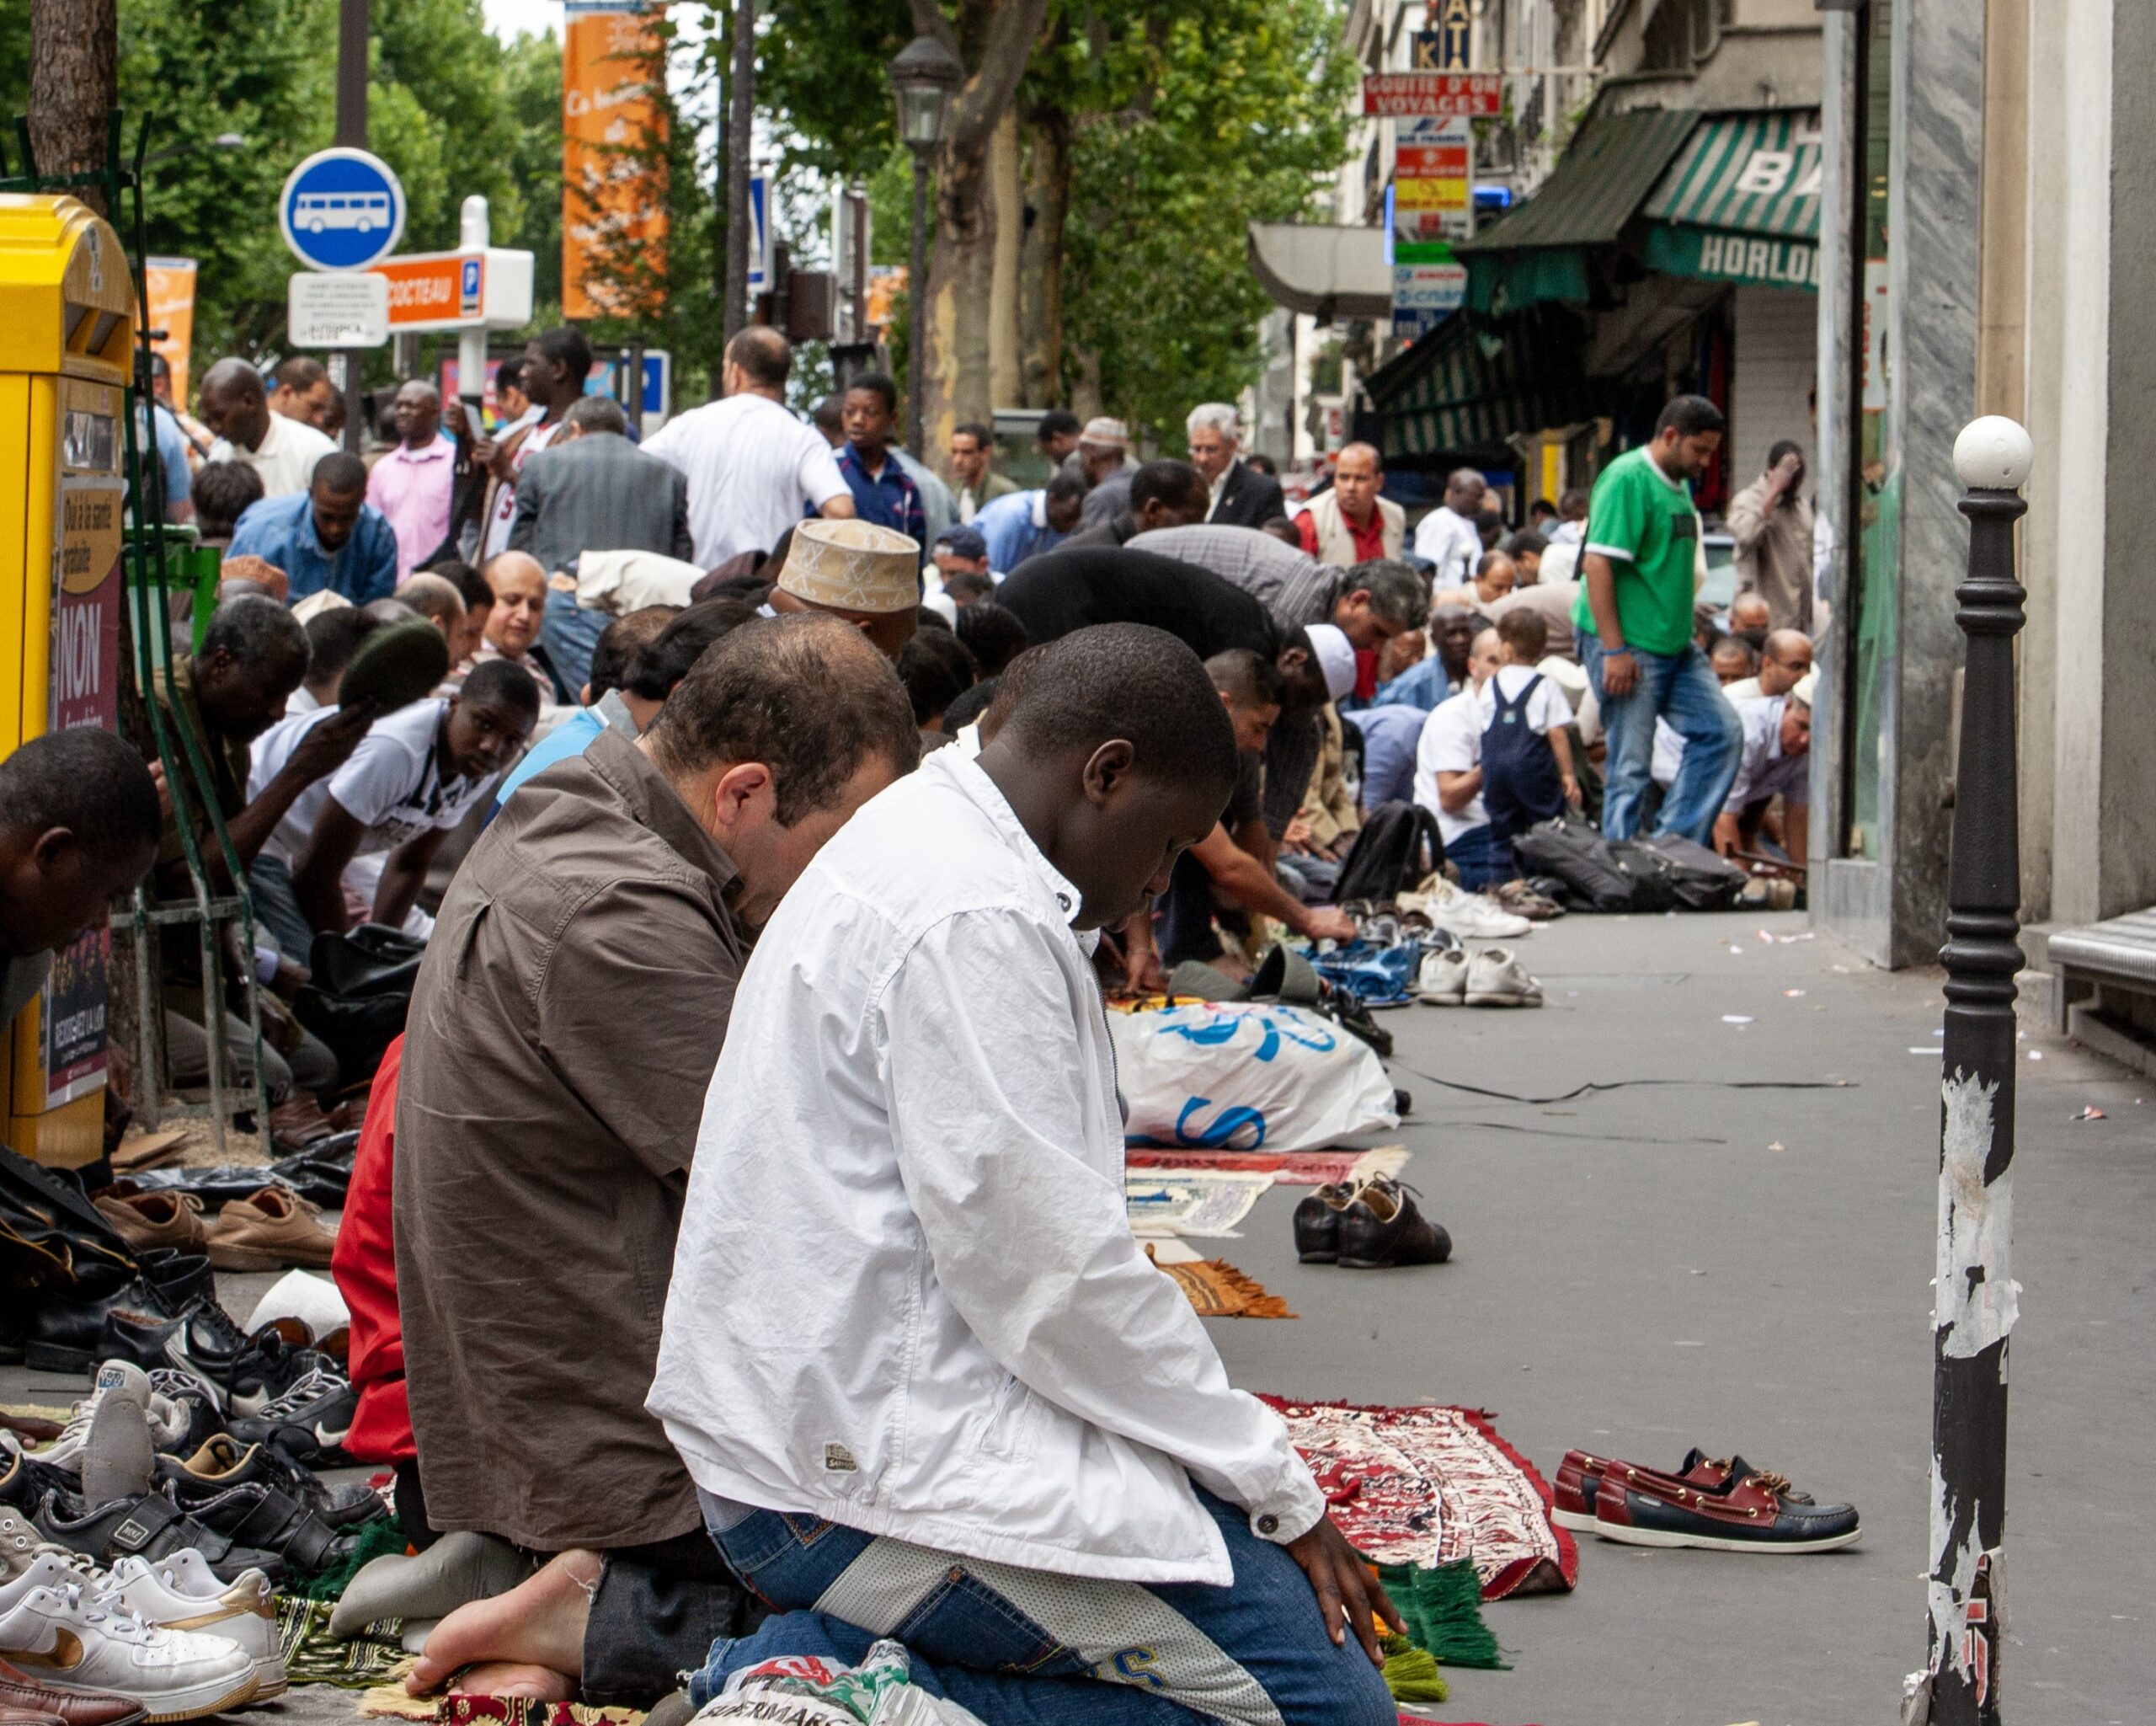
{"left": 204, "top": 1188, "right": 336, "bottom": 1271}
{"left": 91, "top": 1188, "right": 206, "bottom": 1254}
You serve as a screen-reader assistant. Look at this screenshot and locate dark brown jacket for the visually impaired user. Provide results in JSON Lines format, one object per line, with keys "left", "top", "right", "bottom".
{"left": 394, "top": 729, "right": 746, "bottom": 1548}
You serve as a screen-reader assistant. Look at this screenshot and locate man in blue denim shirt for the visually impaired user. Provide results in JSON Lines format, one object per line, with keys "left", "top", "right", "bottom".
{"left": 227, "top": 452, "right": 398, "bottom": 606}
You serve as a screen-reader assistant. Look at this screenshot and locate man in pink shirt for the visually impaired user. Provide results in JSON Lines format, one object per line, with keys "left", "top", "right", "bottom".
{"left": 368, "top": 380, "right": 459, "bottom": 579}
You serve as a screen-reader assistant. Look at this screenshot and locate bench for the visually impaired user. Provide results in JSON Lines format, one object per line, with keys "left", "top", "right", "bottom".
{"left": 2046, "top": 907, "right": 2156, "bottom": 1077}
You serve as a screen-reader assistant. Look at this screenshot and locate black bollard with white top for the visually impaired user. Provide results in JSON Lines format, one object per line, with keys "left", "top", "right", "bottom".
{"left": 1913, "top": 415, "right": 2032, "bottom": 1726}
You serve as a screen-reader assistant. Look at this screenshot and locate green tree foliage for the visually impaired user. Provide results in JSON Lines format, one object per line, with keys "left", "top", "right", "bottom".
{"left": 1057, "top": 0, "right": 1351, "bottom": 441}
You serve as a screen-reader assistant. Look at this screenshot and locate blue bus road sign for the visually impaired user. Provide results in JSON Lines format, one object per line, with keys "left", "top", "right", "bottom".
{"left": 280, "top": 149, "right": 408, "bottom": 272}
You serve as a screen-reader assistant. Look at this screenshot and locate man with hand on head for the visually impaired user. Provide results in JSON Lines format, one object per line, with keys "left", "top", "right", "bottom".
{"left": 259, "top": 660, "right": 541, "bottom": 946}
{"left": 395, "top": 617, "right": 919, "bottom": 1708}
{"left": 650, "top": 624, "right": 1399, "bottom": 1726}
{"left": 1412, "top": 467, "right": 1486, "bottom": 587}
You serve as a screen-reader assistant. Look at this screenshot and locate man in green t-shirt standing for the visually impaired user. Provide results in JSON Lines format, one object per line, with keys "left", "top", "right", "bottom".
{"left": 1573, "top": 396, "right": 1743, "bottom": 841}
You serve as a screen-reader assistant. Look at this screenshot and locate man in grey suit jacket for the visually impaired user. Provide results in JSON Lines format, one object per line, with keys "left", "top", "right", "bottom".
{"left": 509, "top": 395, "right": 694, "bottom": 576}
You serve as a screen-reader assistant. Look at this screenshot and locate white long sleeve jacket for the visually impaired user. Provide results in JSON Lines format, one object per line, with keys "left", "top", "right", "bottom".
{"left": 649, "top": 750, "right": 1325, "bottom": 1585}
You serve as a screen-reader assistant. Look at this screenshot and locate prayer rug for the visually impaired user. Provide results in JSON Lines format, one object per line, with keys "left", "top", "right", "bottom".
{"left": 275, "top": 1597, "right": 409, "bottom": 1687}
{"left": 360, "top": 1688, "right": 642, "bottom": 1726}
{"left": 1145, "top": 1246, "right": 1294, "bottom": 1318}
{"left": 1124, "top": 1169, "right": 1273, "bottom": 1237}
{"left": 1260, "top": 1398, "right": 1577, "bottom": 1602}
{"left": 1126, "top": 1145, "right": 1409, "bottom": 1187}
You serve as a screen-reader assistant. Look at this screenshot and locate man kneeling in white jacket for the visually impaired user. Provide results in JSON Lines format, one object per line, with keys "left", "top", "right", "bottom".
{"left": 648, "top": 623, "right": 1400, "bottom": 1726}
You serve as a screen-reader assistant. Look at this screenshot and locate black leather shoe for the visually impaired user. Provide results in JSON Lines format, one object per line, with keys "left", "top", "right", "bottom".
{"left": 23, "top": 1266, "right": 163, "bottom": 1375}
{"left": 135, "top": 1248, "right": 216, "bottom": 1316}
{"left": 161, "top": 1435, "right": 383, "bottom": 1529}
{"left": 1338, "top": 1178, "right": 1452, "bottom": 1270}
{"left": 168, "top": 1478, "right": 355, "bottom": 1580}
{"left": 98, "top": 1306, "right": 315, "bottom": 1418}
{"left": 29, "top": 1483, "right": 286, "bottom": 1581}
{"left": 1292, "top": 1182, "right": 1361, "bottom": 1264}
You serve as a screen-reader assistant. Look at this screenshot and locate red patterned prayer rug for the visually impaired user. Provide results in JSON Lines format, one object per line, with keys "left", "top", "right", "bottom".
{"left": 1125, "top": 1145, "right": 1407, "bottom": 1187}
{"left": 1262, "top": 1398, "right": 1578, "bottom": 1600}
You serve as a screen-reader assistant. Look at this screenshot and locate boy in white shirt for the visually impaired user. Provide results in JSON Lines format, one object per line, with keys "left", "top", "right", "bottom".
{"left": 1478, "top": 610, "right": 1579, "bottom": 864}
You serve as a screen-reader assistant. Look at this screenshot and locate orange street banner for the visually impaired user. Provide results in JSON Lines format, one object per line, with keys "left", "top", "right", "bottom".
{"left": 144, "top": 258, "right": 197, "bottom": 402}
{"left": 563, "top": 0, "right": 669, "bottom": 319}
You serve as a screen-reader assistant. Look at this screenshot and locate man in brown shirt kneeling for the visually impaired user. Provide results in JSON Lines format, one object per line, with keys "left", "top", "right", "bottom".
{"left": 392, "top": 612, "right": 920, "bottom": 1704}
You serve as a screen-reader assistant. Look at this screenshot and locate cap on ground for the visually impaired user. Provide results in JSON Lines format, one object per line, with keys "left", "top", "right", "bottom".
{"left": 1080, "top": 416, "right": 1129, "bottom": 449}
{"left": 779, "top": 519, "right": 921, "bottom": 615}
{"left": 1790, "top": 669, "right": 1818, "bottom": 707}
{"left": 935, "top": 524, "right": 988, "bottom": 560}
{"left": 1305, "top": 622, "right": 1356, "bottom": 702}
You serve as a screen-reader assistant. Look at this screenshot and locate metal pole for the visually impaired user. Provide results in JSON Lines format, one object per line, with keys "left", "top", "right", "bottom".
{"left": 907, "top": 149, "right": 928, "bottom": 459}
{"left": 337, "top": 350, "right": 363, "bottom": 455}
{"left": 722, "top": 0, "right": 754, "bottom": 344}
{"left": 626, "top": 336, "right": 645, "bottom": 437}
{"left": 335, "top": 0, "right": 367, "bottom": 149}
{"left": 458, "top": 195, "right": 489, "bottom": 411}
{"left": 1918, "top": 415, "right": 2032, "bottom": 1726}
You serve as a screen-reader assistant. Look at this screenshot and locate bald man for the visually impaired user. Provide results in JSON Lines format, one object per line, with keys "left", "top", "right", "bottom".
{"left": 1296, "top": 442, "right": 1404, "bottom": 566}
{"left": 1412, "top": 466, "right": 1486, "bottom": 587}
{"left": 200, "top": 357, "right": 337, "bottom": 498}
{"left": 1722, "top": 628, "right": 1812, "bottom": 703}
{"left": 370, "top": 380, "right": 458, "bottom": 578}
{"left": 472, "top": 552, "right": 562, "bottom": 705}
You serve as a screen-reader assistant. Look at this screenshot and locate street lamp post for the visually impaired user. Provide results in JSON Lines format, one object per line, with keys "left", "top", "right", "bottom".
{"left": 1918, "top": 415, "right": 2033, "bottom": 1726}
{"left": 889, "top": 33, "right": 963, "bottom": 460}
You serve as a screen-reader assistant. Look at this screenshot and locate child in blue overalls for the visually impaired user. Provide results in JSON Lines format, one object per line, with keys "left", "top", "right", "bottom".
{"left": 1480, "top": 609, "right": 1580, "bottom": 869}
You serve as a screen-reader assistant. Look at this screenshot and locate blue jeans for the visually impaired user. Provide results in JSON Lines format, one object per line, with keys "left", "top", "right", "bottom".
{"left": 1582, "top": 636, "right": 1741, "bottom": 843}
{"left": 689, "top": 1489, "right": 1394, "bottom": 1726}
{"left": 1443, "top": 821, "right": 1507, "bottom": 891}
{"left": 541, "top": 587, "right": 610, "bottom": 703}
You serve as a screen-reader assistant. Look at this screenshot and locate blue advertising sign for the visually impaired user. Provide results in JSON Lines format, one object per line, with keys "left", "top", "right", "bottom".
{"left": 280, "top": 148, "right": 407, "bottom": 273}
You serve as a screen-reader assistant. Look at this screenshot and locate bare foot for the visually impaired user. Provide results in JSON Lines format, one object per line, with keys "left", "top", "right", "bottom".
{"left": 404, "top": 1550, "right": 602, "bottom": 1695}
{"left": 446, "top": 1662, "right": 576, "bottom": 1702}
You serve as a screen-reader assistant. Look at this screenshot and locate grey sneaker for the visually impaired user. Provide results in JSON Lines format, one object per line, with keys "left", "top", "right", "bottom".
{"left": 1465, "top": 946, "right": 1543, "bottom": 1007}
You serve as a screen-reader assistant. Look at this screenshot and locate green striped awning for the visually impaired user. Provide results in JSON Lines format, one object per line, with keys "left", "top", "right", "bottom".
{"left": 1361, "top": 306, "right": 1594, "bottom": 459}
{"left": 1642, "top": 110, "right": 1822, "bottom": 241}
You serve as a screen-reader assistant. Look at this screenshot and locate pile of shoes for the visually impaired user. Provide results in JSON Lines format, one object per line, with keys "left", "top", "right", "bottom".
{"left": 3, "top": 1359, "right": 378, "bottom": 1590}
{"left": 0, "top": 1506, "right": 286, "bottom": 1721}
{"left": 1552, "top": 1445, "right": 1861, "bottom": 1552}
{"left": 1167, "top": 943, "right": 1399, "bottom": 1058}
{"left": 1291, "top": 1176, "right": 1451, "bottom": 1270}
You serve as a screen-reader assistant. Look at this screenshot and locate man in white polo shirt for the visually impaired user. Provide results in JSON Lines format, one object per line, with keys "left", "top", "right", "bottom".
{"left": 643, "top": 327, "right": 857, "bottom": 565}
{"left": 200, "top": 357, "right": 337, "bottom": 499}
{"left": 1412, "top": 623, "right": 1507, "bottom": 890}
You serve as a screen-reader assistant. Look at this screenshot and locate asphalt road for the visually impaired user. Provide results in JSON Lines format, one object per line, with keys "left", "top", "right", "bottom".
{"left": 7, "top": 908, "right": 2150, "bottom": 1726}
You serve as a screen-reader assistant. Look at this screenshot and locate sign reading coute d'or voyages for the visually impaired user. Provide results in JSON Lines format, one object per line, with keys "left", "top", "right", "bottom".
{"left": 1361, "top": 73, "right": 1502, "bottom": 118}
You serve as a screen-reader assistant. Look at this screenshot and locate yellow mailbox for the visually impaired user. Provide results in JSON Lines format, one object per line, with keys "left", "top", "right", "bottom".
{"left": 0, "top": 194, "right": 137, "bottom": 1166}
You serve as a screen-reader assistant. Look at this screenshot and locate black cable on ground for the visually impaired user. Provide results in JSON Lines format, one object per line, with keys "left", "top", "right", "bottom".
{"left": 1389, "top": 1070, "right": 1857, "bottom": 1108}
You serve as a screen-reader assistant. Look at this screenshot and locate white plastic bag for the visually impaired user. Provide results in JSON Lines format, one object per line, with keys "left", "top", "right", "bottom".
{"left": 1107, "top": 1002, "right": 1397, "bottom": 1153}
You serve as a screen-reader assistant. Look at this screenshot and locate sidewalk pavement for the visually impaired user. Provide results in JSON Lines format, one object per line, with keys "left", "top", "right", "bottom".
{"left": 4, "top": 911, "right": 2148, "bottom": 1726}
{"left": 1211, "top": 907, "right": 2152, "bottom": 1726}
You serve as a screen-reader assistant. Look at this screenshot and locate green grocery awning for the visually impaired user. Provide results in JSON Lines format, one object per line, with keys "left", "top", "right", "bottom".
{"left": 1639, "top": 109, "right": 1822, "bottom": 292}
{"left": 1360, "top": 305, "right": 1594, "bottom": 459}
{"left": 1454, "top": 106, "right": 1699, "bottom": 312}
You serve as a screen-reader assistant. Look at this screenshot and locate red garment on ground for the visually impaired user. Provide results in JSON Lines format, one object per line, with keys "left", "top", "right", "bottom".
{"left": 331, "top": 1034, "right": 413, "bottom": 1464}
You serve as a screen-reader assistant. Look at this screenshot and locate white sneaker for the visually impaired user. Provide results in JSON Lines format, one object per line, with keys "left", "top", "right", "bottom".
{"left": 1465, "top": 946, "right": 1544, "bottom": 1007}
{"left": 38, "top": 1362, "right": 194, "bottom": 1474}
{"left": 104, "top": 1555, "right": 285, "bottom": 1701}
{"left": 1416, "top": 947, "right": 1467, "bottom": 1005}
{"left": 1403, "top": 874, "right": 1533, "bottom": 940}
{"left": 0, "top": 1581, "right": 259, "bottom": 1721}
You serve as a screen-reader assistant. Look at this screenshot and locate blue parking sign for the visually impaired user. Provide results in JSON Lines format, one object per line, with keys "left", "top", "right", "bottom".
{"left": 280, "top": 148, "right": 407, "bottom": 272}
{"left": 460, "top": 257, "right": 483, "bottom": 317}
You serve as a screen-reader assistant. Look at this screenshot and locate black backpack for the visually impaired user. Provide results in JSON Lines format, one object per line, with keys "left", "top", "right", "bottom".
{"left": 1331, "top": 801, "right": 1445, "bottom": 906}
{"left": 1513, "top": 815, "right": 1636, "bottom": 912}
{"left": 1626, "top": 832, "right": 1748, "bottom": 911}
